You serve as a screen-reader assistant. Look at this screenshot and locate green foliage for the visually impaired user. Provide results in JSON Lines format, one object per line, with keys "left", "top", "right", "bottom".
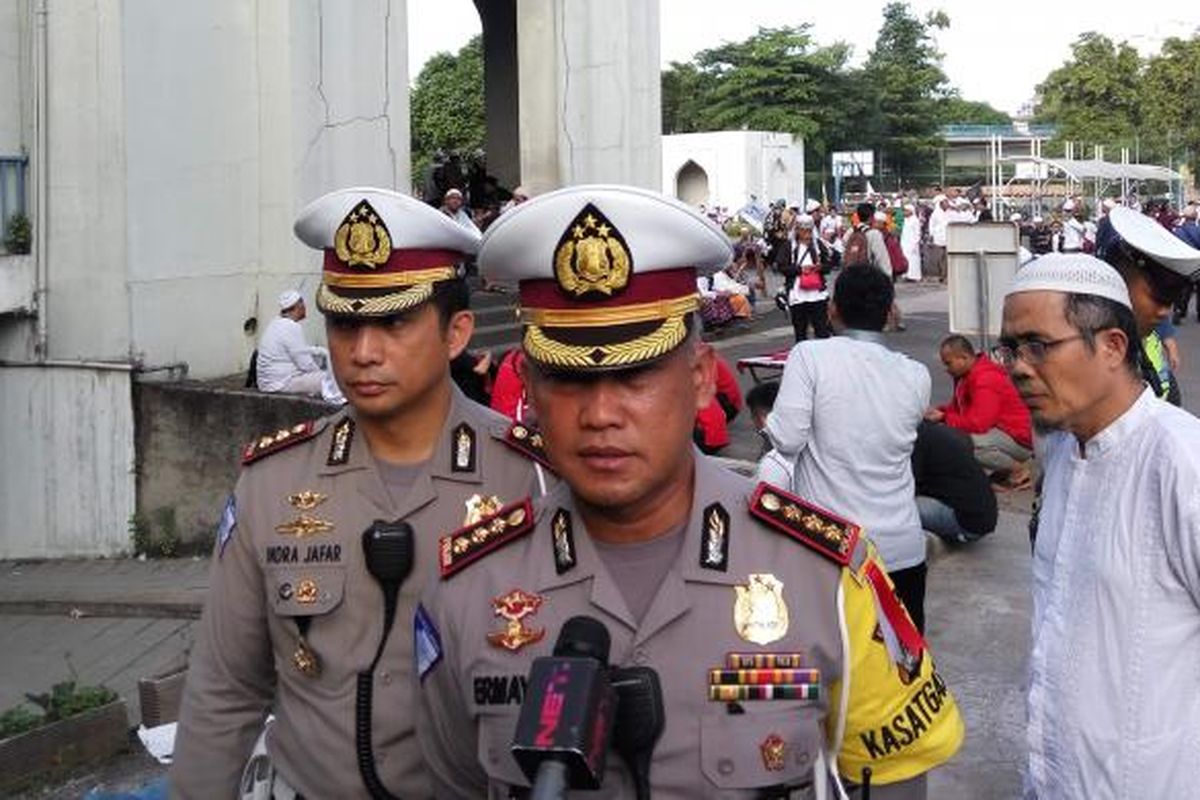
{"left": 864, "top": 3, "right": 951, "bottom": 184}
{"left": 1, "top": 681, "right": 118, "bottom": 738}
{"left": 1035, "top": 33, "right": 1142, "bottom": 150}
{"left": 3, "top": 213, "right": 31, "bottom": 254}
{"left": 410, "top": 35, "right": 484, "bottom": 182}
{"left": 938, "top": 96, "right": 1011, "bottom": 126}
{"left": 25, "top": 681, "right": 118, "bottom": 724}
{"left": 129, "top": 507, "right": 182, "bottom": 558}
{"left": 0, "top": 705, "right": 41, "bottom": 738}
{"left": 1034, "top": 31, "right": 1200, "bottom": 185}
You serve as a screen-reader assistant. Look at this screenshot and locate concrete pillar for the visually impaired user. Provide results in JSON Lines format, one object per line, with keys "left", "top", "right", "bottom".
{"left": 516, "top": 0, "right": 660, "bottom": 192}
{"left": 474, "top": 0, "right": 520, "bottom": 189}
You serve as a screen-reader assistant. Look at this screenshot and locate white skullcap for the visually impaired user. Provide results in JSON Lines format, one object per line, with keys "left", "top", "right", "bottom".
{"left": 933, "top": 194, "right": 947, "bottom": 204}
{"left": 278, "top": 289, "right": 302, "bottom": 310}
{"left": 872, "top": 211, "right": 888, "bottom": 222}
{"left": 444, "top": 188, "right": 463, "bottom": 198}
{"left": 904, "top": 204, "right": 916, "bottom": 212}
{"left": 1006, "top": 253, "right": 1131, "bottom": 308}
{"left": 795, "top": 213, "right": 814, "bottom": 228}
{"left": 1102, "top": 198, "right": 1116, "bottom": 210}
{"left": 1062, "top": 199, "right": 1075, "bottom": 211}
{"left": 1032, "top": 216, "right": 1044, "bottom": 224}
{"left": 1009, "top": 213, "right": 1023, "bottom": 222}
{"left": 804, "top": 199, "right": 821, "bottom": 212}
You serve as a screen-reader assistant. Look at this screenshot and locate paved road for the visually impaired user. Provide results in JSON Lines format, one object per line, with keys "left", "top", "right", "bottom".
{"left": 6, "top": 280, "right": 1199, "bottom": 799}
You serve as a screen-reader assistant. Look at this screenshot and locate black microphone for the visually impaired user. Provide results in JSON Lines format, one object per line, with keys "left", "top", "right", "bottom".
{"left": 610, "top": 666, "right": 664, "bottom": 800}
{"left": 511, "top": 616, "right": 616, "bottom": 800}
{"left": 356, "top": 520, "right": 415, "bottom": 800}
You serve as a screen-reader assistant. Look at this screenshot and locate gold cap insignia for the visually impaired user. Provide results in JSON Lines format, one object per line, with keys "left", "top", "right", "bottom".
{"left": 734, "top": 573, "right": 789, "bottom": 646}
{"left": 487, "top": 588, "right": 546, "bottom": 652}
{"left": 334, "top": 200, "right": 392, "bottom": 268}
{"left": 553, "top": 203, "right": 632, "bottom": 297}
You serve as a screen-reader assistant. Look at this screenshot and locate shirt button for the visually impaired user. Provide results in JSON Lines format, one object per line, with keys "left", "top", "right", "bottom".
{"left": 717, "top": 758, "right": 735, "bottom": 776}
{"left": 380, "top": 670, "right": 392, "bottom": 684}
{"left": 632, "top": 648, "right": 649, "bottom": 665}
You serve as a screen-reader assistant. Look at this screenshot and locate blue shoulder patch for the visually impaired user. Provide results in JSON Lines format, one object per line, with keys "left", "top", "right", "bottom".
{"left": 414, "top": 603, "right": 443, "bottom": 681}
{"left": 217, "top": 494, "right": 237, "bottom": 558}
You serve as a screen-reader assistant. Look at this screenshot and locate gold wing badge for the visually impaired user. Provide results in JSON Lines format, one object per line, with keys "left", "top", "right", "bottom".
{"left": 553, "top": 203, "right": 632, "bottom": 297}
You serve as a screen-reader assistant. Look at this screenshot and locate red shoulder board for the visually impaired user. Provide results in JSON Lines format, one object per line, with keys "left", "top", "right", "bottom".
{"left": 439, "top": 498, "right": 535, "bottom": 579}
{"left": 501, "top": 422, "right": 554, "bottom": 471}
{"left": 748, "top": 482, "right": 861, "bottom": 567}
{"left": 241, "top": 421, "right": 318, "bottom": 465}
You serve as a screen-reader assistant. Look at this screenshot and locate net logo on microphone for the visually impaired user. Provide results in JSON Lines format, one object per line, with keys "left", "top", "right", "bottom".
{"left": 534, "top": 663, "right": 571, "bottom": 747}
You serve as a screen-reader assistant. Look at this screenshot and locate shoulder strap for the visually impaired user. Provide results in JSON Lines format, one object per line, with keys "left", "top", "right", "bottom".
{"left": 241, "top": 420, "right": 320, "bottom": 465}
{"left": 747, "top": 482, "right": 861, "bottom": 566}
{"left": 439, "top": 497, "right": 535, "bottom": 579}
{"left": 499, "top": 422, "right": 555, "bottom": 472}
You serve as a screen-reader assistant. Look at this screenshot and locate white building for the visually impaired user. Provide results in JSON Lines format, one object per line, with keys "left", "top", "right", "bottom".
{"left": 662, "top": 130, "right": 805, "bottom": 212}
{"left": 0, "top": 0, "right": 662, "bottom": 558}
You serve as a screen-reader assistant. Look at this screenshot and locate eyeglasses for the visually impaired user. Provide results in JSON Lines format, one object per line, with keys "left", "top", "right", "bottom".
{"left": 991, "top": 335, "right": 1086, "bottom": 367}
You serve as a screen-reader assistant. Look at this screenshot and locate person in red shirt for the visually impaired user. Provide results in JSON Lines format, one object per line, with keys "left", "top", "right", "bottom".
{"left": 694, "top": 354, "right": 744, "bottom": 454}
{"left": 926, "top": 334, "right": 1033, "bottom": 487}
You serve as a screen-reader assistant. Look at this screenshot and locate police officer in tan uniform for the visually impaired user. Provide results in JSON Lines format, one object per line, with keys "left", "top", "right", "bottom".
{"left": 416, "top": 185, "right": 964, "bottom": 799}
{"left": 171, "top": 188, "right": 552, "bottom": 799}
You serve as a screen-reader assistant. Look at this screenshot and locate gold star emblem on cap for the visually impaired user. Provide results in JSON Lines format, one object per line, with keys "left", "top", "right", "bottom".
{"left": 553, "top": 203, "right": 632, "bottom": 297}
{"left": 334, "top": 199, "right": 392, "bottom": 268}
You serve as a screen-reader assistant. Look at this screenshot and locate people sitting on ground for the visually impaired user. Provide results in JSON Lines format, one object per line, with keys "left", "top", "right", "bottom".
{"left": 913, "top": 421, "right": 999, "bottom": 544}
{"left": 925, "top": 334, "right": 1033, "bottom": 488}
{"left": 256, "top": 290, "right": 327, "bottom": 397}
{"left": 696, "top": 266, "right": 752, "bottom": 330}
{"left": 693, "top": 355, "right": 744, "bottom": 455}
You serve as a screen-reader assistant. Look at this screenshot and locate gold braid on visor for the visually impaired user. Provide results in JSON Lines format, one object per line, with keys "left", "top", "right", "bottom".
{"left": 321, "top": 266, "right": 457, "bottom": 289}
{"left": 520, "top": 293, "right": 699, "bottom": 328}
{"left": 316, "top": 281, "right": 435, "bottom": 317}
{"left": 523, "top": 314, "right": 691, "bottom": 369}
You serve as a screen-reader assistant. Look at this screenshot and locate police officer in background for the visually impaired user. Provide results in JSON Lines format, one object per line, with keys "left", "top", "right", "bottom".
{"left": 171, "top": 188, "right": 550, "bottom": 799}
{"left": 1095, "top": 206, "right": 1200, "bottom": 406}
{"left": 416, "top": 185, "right": 963, "bottom": 798}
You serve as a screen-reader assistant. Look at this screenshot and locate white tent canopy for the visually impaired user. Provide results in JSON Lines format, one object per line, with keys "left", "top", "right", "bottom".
{"left": 1000, "top": 155, "right": 1181, "bottom": 183}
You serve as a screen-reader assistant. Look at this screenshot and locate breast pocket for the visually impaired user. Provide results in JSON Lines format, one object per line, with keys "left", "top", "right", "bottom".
{"left": 700, "top": 706, "right": 825, "bottom": 795}
{"left": 266, "top": 565, "right": 347, "bottom": 617}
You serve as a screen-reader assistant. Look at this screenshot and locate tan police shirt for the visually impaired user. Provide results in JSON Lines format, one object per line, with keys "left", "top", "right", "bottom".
{"left": 171, "top": 389, "right": 550, "bottom": 799}
{"left": 417, "top": 455, "right": 964, "bottom": 798}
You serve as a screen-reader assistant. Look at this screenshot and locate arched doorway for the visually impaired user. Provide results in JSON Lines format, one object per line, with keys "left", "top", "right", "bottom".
{"left": 676, "top": 160, "right": 710, "bottom": 206}
{"left": 767, "top": 157, "right": 788, "bottom": 204}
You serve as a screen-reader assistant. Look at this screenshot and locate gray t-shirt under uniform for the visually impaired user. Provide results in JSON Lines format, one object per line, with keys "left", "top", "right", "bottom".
{"left": 592, "top": 524, "right": 686, "bottom": 625}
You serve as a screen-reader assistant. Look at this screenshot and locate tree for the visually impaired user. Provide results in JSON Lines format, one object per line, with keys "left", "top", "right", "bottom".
{"left": 937, "top": 96, "right": 1011, "bottom": 126}
{"left": 1033, "top": 33, "right": 1143, "bottom": 154}
{"left": 864, "top": 3, "right": 951, "bottom": 186}
{"left": 661, "top": 61, "right": 718, "bottom": 134}
{"left": 410, "top": 35, "right": 484, "bottom": 181}
{"left": 1141, "top": 35, "right": 1200, "bottom": 181}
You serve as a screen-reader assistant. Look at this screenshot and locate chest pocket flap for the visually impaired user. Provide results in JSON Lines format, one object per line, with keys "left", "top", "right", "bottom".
{"left": 700, "top": 706, "right": 824, "bottom": 790}
{"left": 268, "top": 565, "right": 347, "bottom": 617}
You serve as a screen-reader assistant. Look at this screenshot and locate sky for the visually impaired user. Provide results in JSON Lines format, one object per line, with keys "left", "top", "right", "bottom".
{"left": 406, "top": 1, "right": 1198, "bottom": 116}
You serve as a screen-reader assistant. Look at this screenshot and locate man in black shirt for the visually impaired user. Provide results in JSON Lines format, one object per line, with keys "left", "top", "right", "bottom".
{"left": 912, "top": 421, "right": 998, "bottom": 543}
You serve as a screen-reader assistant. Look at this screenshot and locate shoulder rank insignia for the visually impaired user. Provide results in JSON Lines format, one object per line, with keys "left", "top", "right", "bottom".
{"left": 242, "top": 421, "right": 318, "bottom": 465}
{"left": 700, "top": 502, "right": 730, "bottom": 571}
{"left": 501, "top": 422, "right": 554, "bottom": 471}
{"left": 452, "top": 422, "right": 477, "bottom": 473}
{"left": 551, "top": 509, "right": 576, "bottom": 574}
{"left": 326, "top": 417, "right": 354, "bottom": 466}
{"left": 747, "top": 482, "right": 861, "bottom": 567}
{"left": 439, "top": 497, "right": 535, "bottom": 579}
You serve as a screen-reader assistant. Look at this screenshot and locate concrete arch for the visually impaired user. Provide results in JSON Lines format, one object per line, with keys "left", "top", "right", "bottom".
{"left": 766, "top": 157, "right": 788, "bottom": 205}
{"left": 675, "top": 159, "right": 710, "bottom": 206}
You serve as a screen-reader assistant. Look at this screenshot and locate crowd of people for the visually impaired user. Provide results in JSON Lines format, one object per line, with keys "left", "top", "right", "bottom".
{"left": 179, "top": 177, "right": 1200, "bottom": 800}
